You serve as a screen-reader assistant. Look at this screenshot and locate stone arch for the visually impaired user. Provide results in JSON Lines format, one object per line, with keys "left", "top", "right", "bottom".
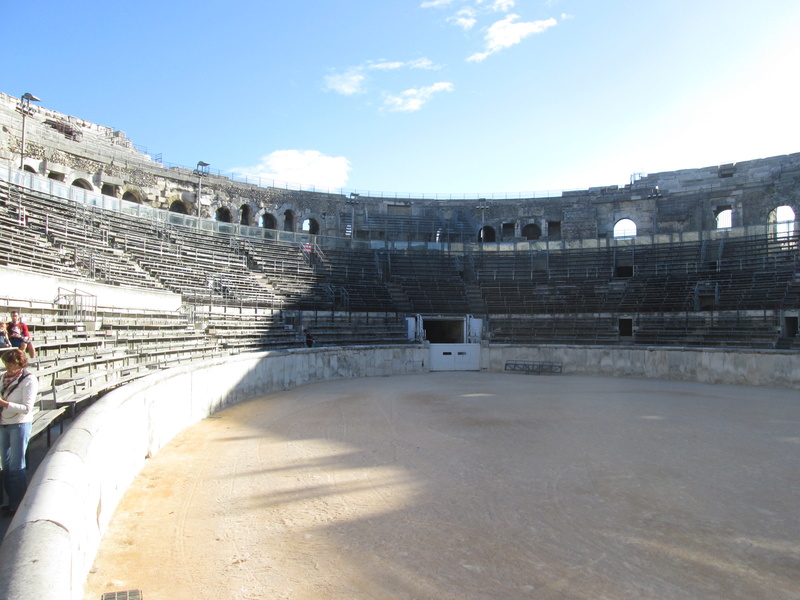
{"left": 262, "top": 213, "right": 277, "bottom": 229}
{"left": 613, "top": 218, "right": 637, "bottom": 238}
{"left": 479, "top": 226, "right": 496, "bottom": 243}
{"left": 169, "top": 200, "right": 189, "bottom": 214}
{"left": 284, "top": 210, "right": 295, "bottom": 232}
{"left": 216, "top": 206, "right": 233, "bottom": 223}
{"left": 769, "top": 205, "right": 796, "bottom": 241}
{"left": 122, "top": 190, "right": 142, "bottom": 204}
{"left": 715, "top": 206, "right": 733, "bottom": 229}
{"left": 521, "top": 223, "right": 541, "bottom": 240}
{"left": 71, "top": 178, "right": 93, "bottom": 190}
{"left": 22, "top": 165, "right": 36, "bottom": 173}
{"left": 240, "top": 205, "right": 253, "bottom": 226}
{"left": 301, "top": 218, "right": 320, "bottom": 235}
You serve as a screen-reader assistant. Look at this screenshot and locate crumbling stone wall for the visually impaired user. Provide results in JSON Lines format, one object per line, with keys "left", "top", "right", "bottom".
{"left": 1, "top": 92, "right": 797, "bottom": 241}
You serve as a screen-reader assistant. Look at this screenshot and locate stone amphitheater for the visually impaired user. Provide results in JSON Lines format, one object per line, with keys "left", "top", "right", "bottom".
{"left": 0, "top": 91, "right": 798, "bottom": 600}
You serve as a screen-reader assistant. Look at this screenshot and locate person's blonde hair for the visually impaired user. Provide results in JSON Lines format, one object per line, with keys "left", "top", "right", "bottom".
{"left": 1, "top": 349, "right": 28, "bottom": 369}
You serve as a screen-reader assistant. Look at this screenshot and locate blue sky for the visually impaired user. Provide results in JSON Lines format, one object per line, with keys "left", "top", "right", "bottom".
{"left": 3, "top": 0, "right": 799, "bottom": 196}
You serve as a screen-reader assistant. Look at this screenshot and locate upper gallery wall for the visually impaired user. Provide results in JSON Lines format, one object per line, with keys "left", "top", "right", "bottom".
{"left": 1, "top": 92, "right": 798, "bottom": 244}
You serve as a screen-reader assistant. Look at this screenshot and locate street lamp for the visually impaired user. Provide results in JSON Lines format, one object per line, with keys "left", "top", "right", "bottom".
{"left": 16, "top": 93, "right": 41, "bottom": 170}
{"left": 194, "top": 161, "right": 210, "bottom": 219}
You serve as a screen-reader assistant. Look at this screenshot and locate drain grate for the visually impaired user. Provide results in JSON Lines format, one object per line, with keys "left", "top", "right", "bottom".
{"left": 101, "top": 591, "right": 143, "bottom": 600}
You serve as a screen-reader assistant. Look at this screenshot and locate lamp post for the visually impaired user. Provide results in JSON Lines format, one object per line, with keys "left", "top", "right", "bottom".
{"left": 16, "top": 93, "right": 41, "bottom": 170}
{"left": 194, "top": 161, "right": 210, "bottom": 220}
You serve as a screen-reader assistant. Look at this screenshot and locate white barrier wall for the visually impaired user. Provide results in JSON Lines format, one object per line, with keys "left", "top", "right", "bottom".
{"left": 0, "top": 345, "right": 428, "bottom": 600}
{"left": 483, "top": 344, "right": 800, "bottom": 389}
{"left": 1, "top": 266, "right": 182, "bottom": 312}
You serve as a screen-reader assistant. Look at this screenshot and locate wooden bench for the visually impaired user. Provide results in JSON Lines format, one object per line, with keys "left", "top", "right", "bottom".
{"left": 504, "top": 360, "right": 563, "bottom": 375}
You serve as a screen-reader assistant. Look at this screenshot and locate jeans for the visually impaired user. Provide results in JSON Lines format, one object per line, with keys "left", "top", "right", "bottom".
{"left": 0, "top": 422, "right": 31, "bottom": 509}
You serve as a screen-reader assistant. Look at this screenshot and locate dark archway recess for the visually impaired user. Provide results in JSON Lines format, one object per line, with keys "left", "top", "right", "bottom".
{"left": 72, "top": 178, "right": 92, "bottom": 190}
{"left": 241, "top": 205, "right": 252, "bottom": 226}
{"left": 169, "top": 200, "right": 188, "bottom": 214}
{"left": 262, "top": 213, "right": 277, "bottom": 229}
{"left": 284, "top": 210, "right": 295, "bottom": 232}
{"left": 521, "top": 223, "right": 541, "bottom": 240}
{"left": 216, "top": 207, "right": 233, "bottom": 223}
{"left": 479, "top": 226, "right": 496, "bottom": 243}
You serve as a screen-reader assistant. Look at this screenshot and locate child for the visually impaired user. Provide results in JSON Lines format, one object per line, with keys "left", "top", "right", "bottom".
{"left": 6, "top": 311, "right": 35, "bottom": 359}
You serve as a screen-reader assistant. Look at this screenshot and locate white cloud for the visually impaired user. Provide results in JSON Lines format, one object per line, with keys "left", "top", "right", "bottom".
{"left": 384, "top": 82, "right": 454, "bottom": 112}
{"left": 468, "top": 14, "right": 557, "bottom": 62}
{"left": 420, "top": 0, "right": 454, "bottom": 7}
{"left": 232, "top": 150, "right": 351, "bottom": 190}
{"left": 326, "top": 57, "right": 440, "bottom": 96}
{"left": 368, "top": 58, "right": 438, "bottom": 71}
{"left": 449, "top": 8, "right": 477, "bottom": 30}
{"left": 323, "top": 69, "right": 366, "bottom": 95}
{"left": 489, "top": 0, "right": 515, "bottom": 11}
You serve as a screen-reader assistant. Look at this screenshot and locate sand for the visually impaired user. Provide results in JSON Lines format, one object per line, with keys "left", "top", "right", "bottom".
{"left": 83, "top": 372, "right": 800, "bottom": 600}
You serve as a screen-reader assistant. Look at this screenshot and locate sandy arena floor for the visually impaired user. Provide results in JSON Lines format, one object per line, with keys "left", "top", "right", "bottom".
{"left": 83, "top": 372, "right": 800, "bottom": 600}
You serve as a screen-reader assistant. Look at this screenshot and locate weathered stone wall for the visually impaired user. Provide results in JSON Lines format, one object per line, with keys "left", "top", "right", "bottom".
{"left": 1, "top": 92, "right": 798, "bottom": 242}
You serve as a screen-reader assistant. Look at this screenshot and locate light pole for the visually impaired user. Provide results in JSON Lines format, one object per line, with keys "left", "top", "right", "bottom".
{"left": 16, "top": 93, "right": 41, "bottom": 170}
{"left": 194, "top": 161, "right": 210, "bottom": 220}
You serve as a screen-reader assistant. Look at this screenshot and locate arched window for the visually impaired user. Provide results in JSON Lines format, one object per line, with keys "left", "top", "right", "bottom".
{"left": 613, "top": 219, "right": 637, "bottom": 238}
{"left": 284, "top": 210, "right": 295, "bottom": 232}
{"left": 715, "top": 208, "right": 732, "bottom": 229}
{"left": 771, "top": 205, "right": 796, "bottom": 240}
{"left": 169, "top": 200, "right": 188, "bottom": 214}
{"left": 478, "top": 226, "right": 496, "bottom": 243}
{"left": 215, "top": 207, "right": 233, "bottom": 223}
{"left": 71, "top": 178, "right": 93, "bottom": 190}
{"left": 240, "top": 205, "right": 252, "bottom": 226}
{"left": 122, "top": 191, "right": 142, "bottom": 204}
{"left": 262, "top": 213, "right": 277, "bottom": 229}
{"left": 302, "top": 218, "right": 320, "bottom": 235}
{"left": 521, "top": 223, "right": 541, "bottom": 240}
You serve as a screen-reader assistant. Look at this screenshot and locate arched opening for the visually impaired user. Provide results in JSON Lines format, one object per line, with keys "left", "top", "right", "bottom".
{"left": 216, "top": 207, "right": 233, "bottom": 223}
{"left": 47, "top": 172, "right": 65, "bottom": 182}
{"left": 240, "top": 205, "right": 252, "bottom": 226}
{"left": 71, "top": 178, "right": 93, "bottom": 190}
{"left": 169, "top": 200, "right": 188, "bottom": 214}
{"left": 715, "top": 207, "right": 732, "bottom": 229}
{"left": 262, "top": 213, "right": 277, "bottom": 229}
{"left": 284, "top": 210, "right": 295, "bottom": 232}
{"left": 100, "top": 184, "right": 118, "bottom": 197}
{"left": 122, "top": 191, "right": 142, "bottom": 204}
{"left": 770, "top": 205, "right": 796, "bottom": 241}
{"left": 23, "top": 165, "right": 36, "bottom": 173}
{"left": 521, "top": 223, "right": 541, "bottom": 240}
{"left": 301, "top": 218, "right": 320, "bottom": 235}
{"left": 613, "top": 218, "right": 637, "bottom": 238}
{"left": 478, "top": 226, "right": 496, "bottom": 243}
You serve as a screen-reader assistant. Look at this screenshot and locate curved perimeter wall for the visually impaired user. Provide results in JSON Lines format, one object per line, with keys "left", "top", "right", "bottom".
{"left": 0, "top": 345, "right": 428, "bottom": 600}
{"left": 0, "top": 343, "right": 798, "bottom": 600}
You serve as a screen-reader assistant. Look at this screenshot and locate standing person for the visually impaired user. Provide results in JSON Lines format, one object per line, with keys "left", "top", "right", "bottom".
{"left": 305, "top": 329, "right": 315, "bottom": 348}
{"left": 0, "top": 349, "right": 39, "bottom": 517}
{"left": 6, "top": 311, "right": 35, "bottom": 359}
{"left": 0, "top": 323, "right": 10, "bottom": 349}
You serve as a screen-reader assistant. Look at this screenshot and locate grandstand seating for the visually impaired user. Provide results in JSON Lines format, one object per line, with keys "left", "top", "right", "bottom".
{"left": 1, "top": 175, "right": 798, "bottom": 450}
